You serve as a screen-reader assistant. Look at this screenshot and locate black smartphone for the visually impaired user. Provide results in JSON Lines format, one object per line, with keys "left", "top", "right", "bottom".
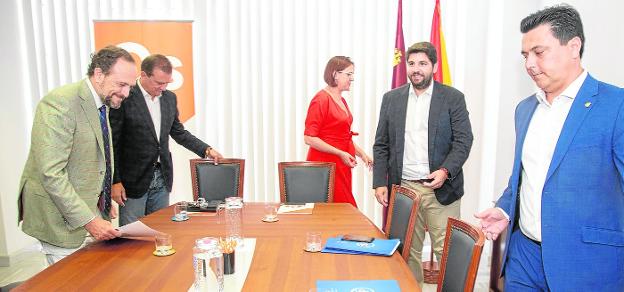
{"left": 341, "top": 234, "right": 374, "bottom": 243}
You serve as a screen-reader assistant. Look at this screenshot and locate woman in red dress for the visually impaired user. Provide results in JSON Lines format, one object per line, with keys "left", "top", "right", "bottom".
{"left": 304, "top": 56, "right": 373, "bottom": 207}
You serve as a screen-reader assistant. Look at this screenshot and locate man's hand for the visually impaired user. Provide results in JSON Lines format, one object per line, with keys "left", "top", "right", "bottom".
{"left": 474, "top": 208, "right": 509, "bottom": 240}
{"left": 423, "top": 169, "right": 448, "bottom": 189}
{"left": 339, "top": 151, "right": 357, "bottom": 168}
{"left": 206, "top": 148, "right": 224, "bottom": 165}
{"left": 374, "top": 186, "right": 389, "bottom": 207}
{"left": 109, "top": 204, "right": 118, "bottom": 219}
{"left": 84, "top": 218, "right": 121, "bottom": 241}
{"left": 111, "top": 183, "right": 126, "bottom": 206}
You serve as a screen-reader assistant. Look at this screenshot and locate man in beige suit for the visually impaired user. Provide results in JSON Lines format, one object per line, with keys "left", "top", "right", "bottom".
{"left": 18, "top": 46, "right": 136, "bottom": 265}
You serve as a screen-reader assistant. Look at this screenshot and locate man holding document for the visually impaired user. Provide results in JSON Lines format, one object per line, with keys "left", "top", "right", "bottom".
{"left": 18, "top": 46, "right": 133, "bottom": 264}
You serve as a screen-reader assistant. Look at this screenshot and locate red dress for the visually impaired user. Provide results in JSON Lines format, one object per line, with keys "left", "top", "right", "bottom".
{"left": 304, "top": 90, "right": 357, "bottom": 207}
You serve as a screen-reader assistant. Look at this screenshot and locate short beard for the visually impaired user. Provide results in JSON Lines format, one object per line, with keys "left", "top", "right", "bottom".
{"left": 103, "top": 96, "right": 121, "bottom": 109}
{"left": 411, "top": 73, "right": 433, "bottom": 90}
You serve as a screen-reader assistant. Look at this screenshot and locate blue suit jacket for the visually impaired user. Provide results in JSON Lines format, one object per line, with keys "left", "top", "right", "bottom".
{"left": 496, "top": 74, "right": 624, "bottom": 291}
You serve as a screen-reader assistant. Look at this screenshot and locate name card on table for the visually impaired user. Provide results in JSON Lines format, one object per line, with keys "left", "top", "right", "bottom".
{"left": 277, "top": 203, "right": 314, "bottom": 214}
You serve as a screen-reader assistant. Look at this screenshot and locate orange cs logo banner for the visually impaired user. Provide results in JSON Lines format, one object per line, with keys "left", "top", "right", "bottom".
{"left": 94, "top": 21, "right": 195, "bottom": 122}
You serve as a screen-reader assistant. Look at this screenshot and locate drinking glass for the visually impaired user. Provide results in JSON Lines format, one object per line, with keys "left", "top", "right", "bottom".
{"left": 263, "top": 202, "right": 279, "bottom": 221}
{"left": 174, "top": 201, "right": 188, "bottom": 221}
{"left": 155, "top": 233, "right": 173, "bottom": 255}
{"left": 305, "top": 231, "right": 322, "bottom": 252}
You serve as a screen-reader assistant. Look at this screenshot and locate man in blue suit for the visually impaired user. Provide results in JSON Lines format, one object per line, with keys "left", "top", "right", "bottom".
{"left": 476, "top": 4, "right": 624, "bottom": 291}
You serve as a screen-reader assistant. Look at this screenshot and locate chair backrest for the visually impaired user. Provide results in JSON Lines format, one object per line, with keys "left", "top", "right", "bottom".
{"left": 489, "top": 226, "right": 507, "bottom": 292}
{"left": 437, "top": 217, "right": 486, "bottom": 292}
{"left": 278, "top": 162, "right": 335, "bottom": 203}
{"left": 383, "top": 184, "right": 420, "bottom": 262}
{"left": 190, "top": 158, "right": 245, "bottom": 201}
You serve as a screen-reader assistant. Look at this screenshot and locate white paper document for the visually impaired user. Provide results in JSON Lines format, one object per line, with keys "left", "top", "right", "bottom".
{"left": 277, "top": 203, "right": 314, "bottom": 214}
{"left": 117, "top": 220, "right": 161, "bottom": 238}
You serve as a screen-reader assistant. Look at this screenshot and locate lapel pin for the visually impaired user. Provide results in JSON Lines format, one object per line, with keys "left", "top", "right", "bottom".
{"left": 584, "top": 101, "right": 591, "bottom": 108}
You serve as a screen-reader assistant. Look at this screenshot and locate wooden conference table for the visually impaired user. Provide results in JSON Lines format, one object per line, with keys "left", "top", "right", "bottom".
{"left": 16, "top": 203, "right": 420, "bottom": 291}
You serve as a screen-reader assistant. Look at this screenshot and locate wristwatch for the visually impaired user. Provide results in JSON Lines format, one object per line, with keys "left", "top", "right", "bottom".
{"left": 205, "top": 146, "right": 213, "bottom": 158}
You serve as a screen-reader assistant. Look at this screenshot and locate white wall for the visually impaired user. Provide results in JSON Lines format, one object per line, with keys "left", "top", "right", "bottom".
{"left": 0, "top": 0, "right": 38, "bottom": 264}
{"left": 487, "top": 1, "right": 540, "bottom": 211}
{"left": 1, "top": 0, "right": 623, "bottom": 265}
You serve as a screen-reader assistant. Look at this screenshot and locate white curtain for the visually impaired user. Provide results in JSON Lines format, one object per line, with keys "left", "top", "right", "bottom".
{"left": 16, "top": 0, "right": 624, "bottom": 234}
{"left": 195, "top": 0, "right": 441, "bottom": 226}
{"left": 19, "top": 0, "right": 449, "bottom": 228}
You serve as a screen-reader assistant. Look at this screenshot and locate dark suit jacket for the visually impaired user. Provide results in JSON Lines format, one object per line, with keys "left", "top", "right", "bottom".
{"left": 110, "top": 84, "right": 209, "bottom": 198}
{"left": 373, "top": 82, "right": 473, "bottom": 205}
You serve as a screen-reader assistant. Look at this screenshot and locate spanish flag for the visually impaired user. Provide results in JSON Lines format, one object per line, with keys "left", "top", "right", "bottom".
{"left": 391, "top": 0, "right": 407, "bottom": 89}
{"left": 430, "top": 0, "right": 452, "bottom": 85}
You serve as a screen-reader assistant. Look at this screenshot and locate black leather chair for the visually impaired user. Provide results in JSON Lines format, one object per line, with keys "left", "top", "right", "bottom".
{"left": 190, "top": 158, "right": 245, "bottom": 201}
{"left": 278, "top": 162, "right": 335, "bottom": 203}
{"left": 383, "top": 184, "right": 421, "bottom": 262}
{"left": 437, "top": 217, "right": 485, "bottom": 292}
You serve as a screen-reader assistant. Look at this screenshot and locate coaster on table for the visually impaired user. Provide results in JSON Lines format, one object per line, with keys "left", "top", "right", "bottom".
{"left": 261, "top": 217, "right": 279, "bottom": 223}
{"left": 153, "top": 248, "right": 176, "bottom": 257}
{"left": 171, "top": 215, "right": 189, "bottom": 222}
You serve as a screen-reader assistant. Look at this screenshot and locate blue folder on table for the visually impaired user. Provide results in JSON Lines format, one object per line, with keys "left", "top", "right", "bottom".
{"left": 316, "top": 280, "right": 400, "bottom": 292}
{"left": 321, "top": 237, "right": 400, "bottom": 256}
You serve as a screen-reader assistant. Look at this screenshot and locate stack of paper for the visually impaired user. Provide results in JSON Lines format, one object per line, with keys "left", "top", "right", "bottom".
{"left": 321, "top": 237, "right": 400, "bottom": 256}
{"left": 277, "top": 203, "right": 314, "bottom": 214}
{"left": 117, "top": 221, "right": 161, "bottom": 238}
{"left": 316, "top": 280, "right": 400, "bottom": 292}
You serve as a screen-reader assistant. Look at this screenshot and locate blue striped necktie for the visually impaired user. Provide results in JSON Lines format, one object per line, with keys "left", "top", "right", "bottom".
{"left": 98, "top": 105, "right": 112, "bottom": 216}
